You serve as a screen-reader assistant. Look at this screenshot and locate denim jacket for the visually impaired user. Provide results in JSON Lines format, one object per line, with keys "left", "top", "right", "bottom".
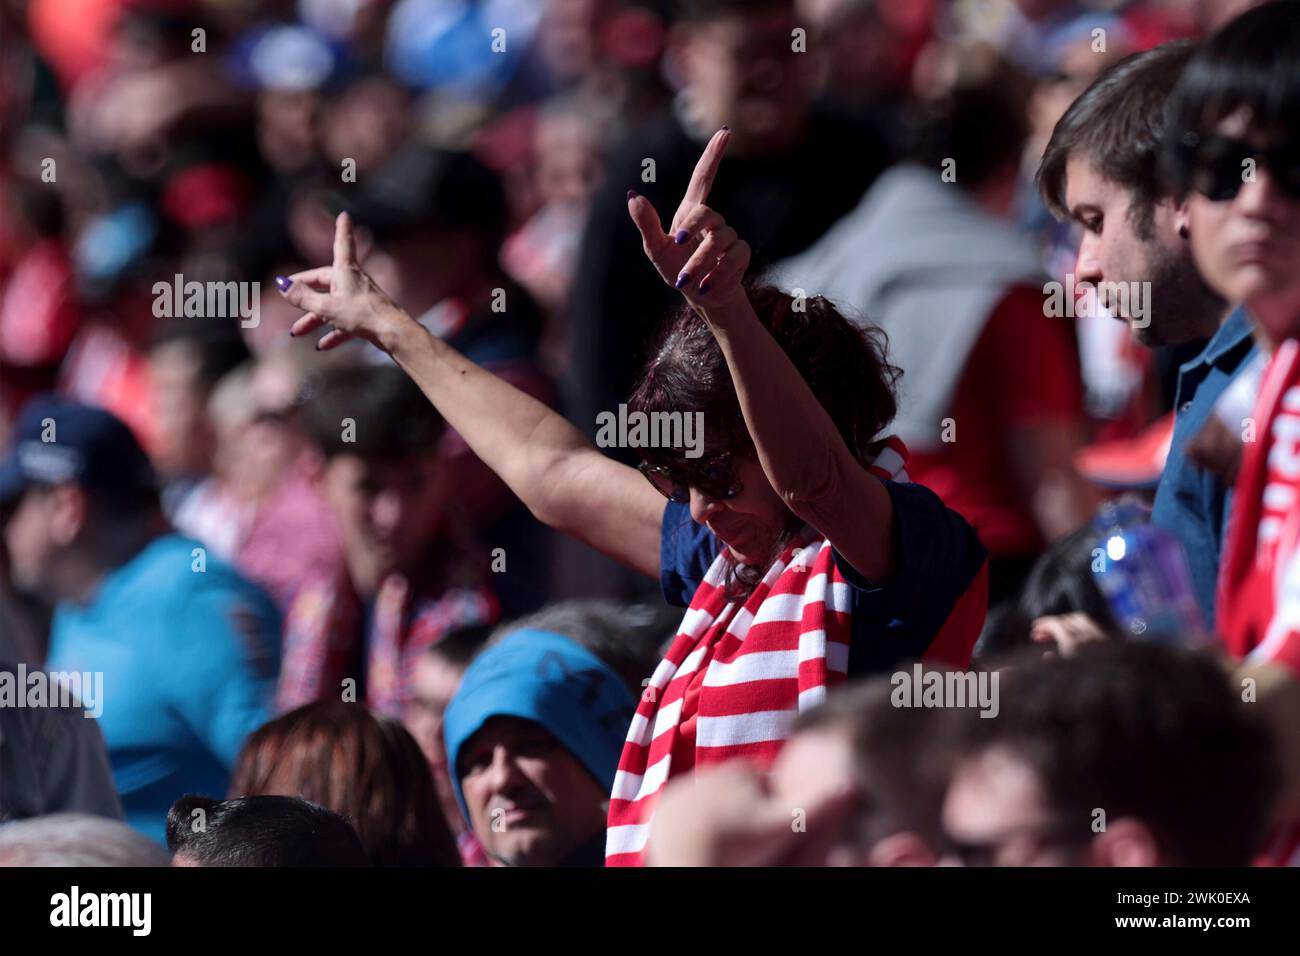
{"left": 1151, "top": 308, "right": 1257, "bottom": 625}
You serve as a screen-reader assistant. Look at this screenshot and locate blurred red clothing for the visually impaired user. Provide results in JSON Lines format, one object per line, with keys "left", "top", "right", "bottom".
{"left": 25, "top": 0, "right": 122, "bottom": 91}
{"left": 0, "top": 238, "right": 80, "bottom": 368}
{"left": 1218, "top": 340, "right": 1300, "bottom": 677}
{"left": 906, "top": 285, "right": 1085, "bottom": 559}
{"left": 278, "top": 546, "right": 498, "bottom": 718}
{"left": 57, "top": 322, "right": 157, "bottom": 455}
{"left": 457, "top": 830, "right": 488, "bottom": 868}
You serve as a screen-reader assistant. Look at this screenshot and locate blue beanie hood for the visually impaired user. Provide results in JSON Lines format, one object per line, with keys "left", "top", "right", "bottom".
{"left": 443, "top": 629, "right": 637, "bottom": 827}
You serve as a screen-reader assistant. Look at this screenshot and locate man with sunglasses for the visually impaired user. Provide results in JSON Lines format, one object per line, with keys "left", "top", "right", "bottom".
{"left": 1165, "top": 1, "right": 1300, "bottom": 674}
{"left": 1037, "top": 40, "right": 1251, "bottom": 627}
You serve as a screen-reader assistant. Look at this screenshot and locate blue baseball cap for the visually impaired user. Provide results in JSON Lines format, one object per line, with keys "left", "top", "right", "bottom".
{"left": 0, "top": 395, "right": 158, "bottom": 509}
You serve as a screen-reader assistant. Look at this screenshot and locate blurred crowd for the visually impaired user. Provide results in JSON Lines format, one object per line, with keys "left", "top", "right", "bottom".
{"left": 3, "top": 0, "right": 1300, "bottom": 869}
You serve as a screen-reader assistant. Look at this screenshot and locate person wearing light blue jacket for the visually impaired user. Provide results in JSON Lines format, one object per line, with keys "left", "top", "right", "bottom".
{"left": 1, "top": 396, "right": 279, "bottom": 843}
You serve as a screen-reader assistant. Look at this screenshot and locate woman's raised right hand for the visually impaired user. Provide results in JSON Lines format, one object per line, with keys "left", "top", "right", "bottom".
{"left": 277, "top": 212, "right": 411, "bottom": 352}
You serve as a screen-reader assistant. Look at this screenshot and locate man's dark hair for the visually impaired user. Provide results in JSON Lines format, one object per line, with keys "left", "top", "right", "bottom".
{"left": 1018, "top": 524, "right": 1115, "bottom": 627}
{"left": 15, "top": 179, "right": 65, "bottom": 238}
{"left": 908, "top": 73, "right": 1030, "bottom": 192}
{"left": 487, "top": 599, "right": 665, "bottom": 697}
{"left": 300, "top": 363, "right": 444, "bottom": 462}
{"left": 973, "top": 521, "right": 1121, "bottom": 657}
{"left": 56, "top": 480, "right": 161, "bottom": 527}
{"left": 1163, "top": 1, "right": 1300, "bottom": 197}
{"left": 957, "top": 642, "right": 1279, "bottom": 866}
{"left": 794, "top": 674, "right": 956, "bottom": 850}
{"left": 29, "top": 472, "right": 161, "bottom": 530}
{"left": 150, "top": 319, "right": 252, "bottom": 393}
{"left": 1037, "top": 41, "right": 1197, "bottom": 236}
{"left": 228, "top": 701, "right": 461, "bottom": 866}
{"left": 427, "top": 623, "right": 494, "bottom": 669}
{"left": 166, "top": 794, "right": 370, "bottom": 866}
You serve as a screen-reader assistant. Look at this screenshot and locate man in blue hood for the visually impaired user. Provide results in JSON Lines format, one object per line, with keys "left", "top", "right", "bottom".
{"left": 443, "top": 628, "right": 636, "bottom": 867}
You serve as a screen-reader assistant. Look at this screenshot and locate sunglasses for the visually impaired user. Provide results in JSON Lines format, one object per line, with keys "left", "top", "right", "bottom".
{"left": 941, "top": 820, "right": 1089, "bottom": 867}
{"left": 638, "top": 454, "right": 742, "bottom": 504}
{"left": 1178, "top": 131, "right": 1300, "bottom": 202}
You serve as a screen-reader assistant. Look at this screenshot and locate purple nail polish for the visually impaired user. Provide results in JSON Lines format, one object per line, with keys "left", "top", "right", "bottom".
{"left": 627, "top": 190, "right": 638, "bottom": 201}
{"left": 699, "top": 279, "right": 711, "bottom": 294}
{"left": 720, "top": 125, "right": 730, "bottom": 132}
{"left": 675, "top": 272, "right": 690, "bottom": 289}
{"left": 673, "top": 230, "right": 689, "bottom": 245}
{"left": 275, "top": 275, "right": 292, "bottom": 291}
{"left": 288, "top": 327, "right": 297, "bottom": 337}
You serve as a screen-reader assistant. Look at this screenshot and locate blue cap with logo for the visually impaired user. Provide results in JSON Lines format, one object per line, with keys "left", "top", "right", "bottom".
{"left": 0, "top": 395, "right": 158, "bottom": 509}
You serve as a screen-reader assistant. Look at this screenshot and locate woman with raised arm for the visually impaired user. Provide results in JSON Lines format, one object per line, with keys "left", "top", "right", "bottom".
{"left": 277, "top": 129, "right": 988, "bottom": 866}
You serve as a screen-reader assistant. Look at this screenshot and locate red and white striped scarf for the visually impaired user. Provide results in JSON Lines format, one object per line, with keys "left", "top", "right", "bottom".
{"left": 605, "top": 438, "right": 909, "bottom": 866}
{"left": 1219, "top": 340, "right": 1300, "bottom": 676}
{"left": 279, "top": 567, "right": 497, "bottom": 717}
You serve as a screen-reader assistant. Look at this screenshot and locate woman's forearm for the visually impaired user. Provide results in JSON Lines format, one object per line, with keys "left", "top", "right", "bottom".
{"left": 379, "top": 312, "right": 595, "bottom": 526}
{"left": 381, "top": 312, "right": 665, "bottom": 577}
{"left": 703, "top": 298, "right": 895, "bottom": 576}
{"left": 702, "top": 297, "right": 856, "bottom": 496}
{"left": 277, "top": 215, "right": 664, "bottom": 577}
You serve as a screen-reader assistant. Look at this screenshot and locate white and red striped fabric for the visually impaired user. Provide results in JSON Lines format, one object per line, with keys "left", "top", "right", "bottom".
{"left": 1218, "top": 339, "right": 1300, "bottom": 676}
{"left": 604, "top": 438, "right": 908, "bottom": 866}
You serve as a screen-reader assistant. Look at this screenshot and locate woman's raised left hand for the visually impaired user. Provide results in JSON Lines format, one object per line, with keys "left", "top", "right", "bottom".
{"left": 626, "top": 127, "right": 753, "bottom": 314}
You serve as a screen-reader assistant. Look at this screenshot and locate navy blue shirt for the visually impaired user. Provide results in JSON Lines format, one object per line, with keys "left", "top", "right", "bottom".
{"left": 659, "top": 480, "right": 988, "bottom": 675}
{"left": 1151, "top": 307, "right": 1257, "bottom": 625}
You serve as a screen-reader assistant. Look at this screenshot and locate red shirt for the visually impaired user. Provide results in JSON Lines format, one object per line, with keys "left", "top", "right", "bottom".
{"left": 906, "top": 284, "right": 1084, "bottom": 558}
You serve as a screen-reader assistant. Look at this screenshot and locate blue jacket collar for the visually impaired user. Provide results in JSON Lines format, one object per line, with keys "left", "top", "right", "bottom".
{"left": 1188, "top": 306, "right": 1255, "bottom": 371}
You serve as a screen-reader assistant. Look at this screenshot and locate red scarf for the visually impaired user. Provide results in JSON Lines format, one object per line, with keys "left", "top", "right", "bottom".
{"left": 279, "top": 566, "right": 497, "bottom": 717}
{"left": 1218, "top": 340, "right": 1300, "bottom": 675}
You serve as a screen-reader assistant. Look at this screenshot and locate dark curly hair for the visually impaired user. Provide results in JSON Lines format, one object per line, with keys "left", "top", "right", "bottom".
{"left": 628, "top": 281, "right": 899, "bottom": 596}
